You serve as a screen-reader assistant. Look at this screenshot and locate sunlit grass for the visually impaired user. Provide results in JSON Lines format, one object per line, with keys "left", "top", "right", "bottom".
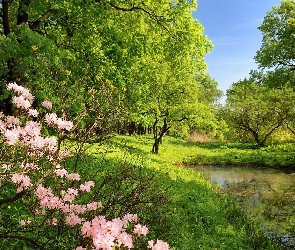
{"left": 80, "top": 134, "right": 280, "bottom": 249}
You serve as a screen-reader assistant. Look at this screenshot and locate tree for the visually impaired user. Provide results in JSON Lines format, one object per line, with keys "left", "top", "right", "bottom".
{"left": 197, "top": 74, "right": 223, "bottom": 106}
{"left": 224, "top": 76, "right": 294, "bottom": 146}
{"left": 253, "top": 0, "right": 295, "bottom": 139}
{"left": 255, "top": 0, "right": 295, "bottom": 88}
{"left": 0, "top": 0, "right": 212, "bottom": 146}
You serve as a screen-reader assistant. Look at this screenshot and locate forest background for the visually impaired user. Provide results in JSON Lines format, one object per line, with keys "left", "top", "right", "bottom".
{"left": 0, "top": 0, "right": 295, "bottom": 249}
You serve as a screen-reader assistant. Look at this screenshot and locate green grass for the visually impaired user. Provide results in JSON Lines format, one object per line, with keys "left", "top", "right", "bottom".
{"left": 79, "top": 135, "right": 282, "bottom": 249}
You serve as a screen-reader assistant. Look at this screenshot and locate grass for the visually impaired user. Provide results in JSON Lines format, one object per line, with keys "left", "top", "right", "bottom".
{"left": 79, "top": 134, "right": 282, "bottom": 249}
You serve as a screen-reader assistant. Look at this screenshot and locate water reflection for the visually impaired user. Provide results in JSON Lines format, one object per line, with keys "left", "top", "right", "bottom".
{"left": 193, "top": 166, "right": 295, "bottom": 247}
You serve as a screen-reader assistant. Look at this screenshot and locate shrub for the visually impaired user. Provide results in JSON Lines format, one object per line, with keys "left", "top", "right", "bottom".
{"left": 0, "top": 83, "right": 169, "bottom": 250}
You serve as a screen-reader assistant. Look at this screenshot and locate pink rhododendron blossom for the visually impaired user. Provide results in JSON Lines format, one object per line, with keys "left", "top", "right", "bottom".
{"left": 56, "top": 119, "right": 73, "bottom": 131}
{"left": 133, "top": 224, "right": 149, "bottom": 236}
{"left": 3, "top": 83, "right": 170, "bottom": 250}
{"left": 7, "top": 83, "right": 34, "bottom": 101}
{"left": 12, "top": 96, "right": 31, "bottom": 109}
{"left": 117, "top": 232, "right": 133, "bottom": 249}
{"left": 45, "top": 113, "right": 73, "bottom": 131}
{"left": 67, "top": 173, "right": 81, "bottom": 181}
{"left": 62, "top": 188, "right": 79, "bottom": 203}
{"left": 93, "top": 233, "right": 115, "bottom": 250}
{"left": 45, "top": 113, "right": 58, "bottom": 125}
{"left": 147, "top": 239, "right": 170, "bottom": 250}
{"left": 28, "top": 109, "right": 39, "bottom": 117}
{"left": 55, "top": 168, "right": 68, "bottom": 177}
{"left": 52, "top": 218, "right": 58, "bottom": 225}
{"left": 11, "top": 173, "right": 31, "bottom": 192}
{"left": 19, "top": 219, "right": 31, "bottom": 226}
{"left": 4, "top": 128, "right": 20, "bottom": 145}
{"left": 66, "top": 213, "right": 83, "bottom": 226}
{"left": 73, "top": 247, "right": 87, "bottom": 250}
{"left": 86, "top": 201, "right": 102, "bottom": 211}
{"left": 41, "top": 100, "right": 52, "bottom": 109}
{"left": 80, "top": 181, "right": 95, "bottom": 192}
{"left": 122, "top": 213, "right": 139, "bottom": 227}
{"left": 6, "top": 116, "right": 19, "bottom": 126}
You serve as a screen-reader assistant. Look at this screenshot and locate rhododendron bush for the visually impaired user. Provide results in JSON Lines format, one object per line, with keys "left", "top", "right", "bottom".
{"left": 0, "top": 83, "right": 169, "bottom": 250}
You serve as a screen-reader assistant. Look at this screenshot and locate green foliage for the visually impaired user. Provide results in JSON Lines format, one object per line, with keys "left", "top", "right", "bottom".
{"left": 255, "top": 0, "right": 295, "bottom": 72}
{"left": 223, "top": 75, "right": 294, "bottom": 146}
{"left": 0, "top": 0, "right": 218, "bottom": 147}
{"left": 100, "top": 135, "right": 280, "bottom": 249}
{"left": 186, "top": 140, "right": 295, "bottom": 169}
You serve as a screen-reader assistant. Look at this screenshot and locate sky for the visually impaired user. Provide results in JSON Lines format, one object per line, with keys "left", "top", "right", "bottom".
{"left": 193, "top": 0, "right": 281, "bottom": 100}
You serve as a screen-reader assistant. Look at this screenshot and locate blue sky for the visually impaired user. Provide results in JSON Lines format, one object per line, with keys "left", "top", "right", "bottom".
{"left": 193, "top": 0, "right": 281, "bottom": 99}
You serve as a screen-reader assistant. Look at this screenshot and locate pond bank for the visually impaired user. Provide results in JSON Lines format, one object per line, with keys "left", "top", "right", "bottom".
{"left": 185, "top": 142, "right": 295, "bottom": 172}
{"left": 101, "top": 135, "right": 282, "bottom": 249}
{"left": 189, "top": 164, "right": 295, "bottom": 249}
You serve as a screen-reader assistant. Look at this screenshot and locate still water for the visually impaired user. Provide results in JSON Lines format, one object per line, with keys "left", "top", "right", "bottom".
{"left": 193, "top": 165, "right": 295, "bottom": 247}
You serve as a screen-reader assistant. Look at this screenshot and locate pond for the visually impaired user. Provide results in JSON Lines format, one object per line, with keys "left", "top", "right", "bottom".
{"left": 192, "top": 165, "right": 295, "bottom": 248}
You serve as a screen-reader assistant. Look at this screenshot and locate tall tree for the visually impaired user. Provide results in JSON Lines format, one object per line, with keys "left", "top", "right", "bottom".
{"left": 255, "top": 0, "right": 295, "bottom": 88}
{"left": 0, "top": 0, "right": 212, "bottom": 144}
{"left": 224, "top": 76, "right": 293, "bottom": 146}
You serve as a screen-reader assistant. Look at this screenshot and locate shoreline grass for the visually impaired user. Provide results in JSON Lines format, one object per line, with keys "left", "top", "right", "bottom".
{"left": 79, "top": 134, "right": 283, "bottom": 249}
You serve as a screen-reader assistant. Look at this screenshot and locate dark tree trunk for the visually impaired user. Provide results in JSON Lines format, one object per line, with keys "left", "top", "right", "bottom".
{"left": 152, "top": 118, "right": 170, "bottom": 154}
{"left": 152, "top": 138, "right": 160, "bottom": 154}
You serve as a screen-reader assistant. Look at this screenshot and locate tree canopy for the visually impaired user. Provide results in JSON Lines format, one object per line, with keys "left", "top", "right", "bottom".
{"left": 0, "top": 0, "right": 218, "bottom": 152}
{"left": 255, "top": 0, "right": 295, "bottom": 88}
{"left": 224, "top": 74, "right": 294, "bottom": 146}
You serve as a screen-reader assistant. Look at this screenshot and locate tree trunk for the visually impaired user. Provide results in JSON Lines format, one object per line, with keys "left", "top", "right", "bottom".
{"left": 152, "top": 118, "right": 170, "bottom": 154}
{"left": 152, "top": 138, "right": 160, "bottom": 154}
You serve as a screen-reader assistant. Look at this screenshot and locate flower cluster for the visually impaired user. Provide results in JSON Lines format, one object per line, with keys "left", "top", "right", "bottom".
{"left": 0, "top": 83, "right": 170, "bottom": 250}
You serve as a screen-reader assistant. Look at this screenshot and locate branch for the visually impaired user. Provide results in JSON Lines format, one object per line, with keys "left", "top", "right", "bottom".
{"left": 175, "top": 117, "right": 189, "bottom": 122}
{"left": 0, "top": 234, "right": 45, "bottom": 250}
{"left": 30, "top": 9, "right": 57, "bottom": 30}
{"left": 0, "top": 190, "right": 26, "bottom": 207}
{"left": 108, "top": 2, "right": 175, "bottom": 38}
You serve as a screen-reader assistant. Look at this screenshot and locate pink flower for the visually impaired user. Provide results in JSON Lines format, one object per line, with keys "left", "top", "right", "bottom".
{"left": 28, "top": 109, "right": 39, "bottom": 117}
{"left": 6, "top": 116, "right": 19, "bottom": 126}
{"left": 45, "top": 113, "right": 73, "bottom": 131}
{"left": 122, "top": 213, "right": 138, "bottom": 227}
{"left": 12, "top": 96, "right": 31, "bottom": 109}
{"left": 80, "top": 181, "right": 95, "bottom": 192}
{"left": 147, "top": 239, "right": 170, "bottom": 250}
{"left": 66, "top": 173, "right": 81, "bottom": 181}
{"left": 45, "top": 113, "right": 58, "bottom": 126}
{"left": 4, "top": 128, "right": 20, "bottom": 145}
{"left": 65, "top": 213, "right": 83, "bottom": 226}
{"left": 117, "top": 232, "right": 133, "bottom": 249}
{"left": 62, "top": 188, "right": 79, "bottom": 203}
{"left": 42, "top": 100, "right": 52, "bottom": 110}
{"left": 55, "top": 168, "right": 68, "bottom": 178}
{"left": 19, "top": 219, "right": 31, "bottom": 226}
{"left": 52, "top": 218, "right": 58, "bottom": 225}
{"left": 73, "top": 247, "right": 87, "bottom": 250}
{"left": 7, "top": 83, "right": 34, "bottom": 100}
{"left": 133, "top": 224, "right": 149, "bottom": 236}
{"left": 11, "top": 173, "right": 31, "bottom": 192}
{"left": 86, "top": 201, "right": 102, "bottom": 211}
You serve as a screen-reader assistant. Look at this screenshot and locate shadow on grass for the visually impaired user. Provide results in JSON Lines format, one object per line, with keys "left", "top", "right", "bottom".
{"left": 65, "top": 149, "right": 280, "bottom": 250}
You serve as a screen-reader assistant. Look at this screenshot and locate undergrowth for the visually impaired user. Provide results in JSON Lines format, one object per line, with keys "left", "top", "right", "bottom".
{"left": 72, "top": 135, "right": 282, "bottom": 249}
